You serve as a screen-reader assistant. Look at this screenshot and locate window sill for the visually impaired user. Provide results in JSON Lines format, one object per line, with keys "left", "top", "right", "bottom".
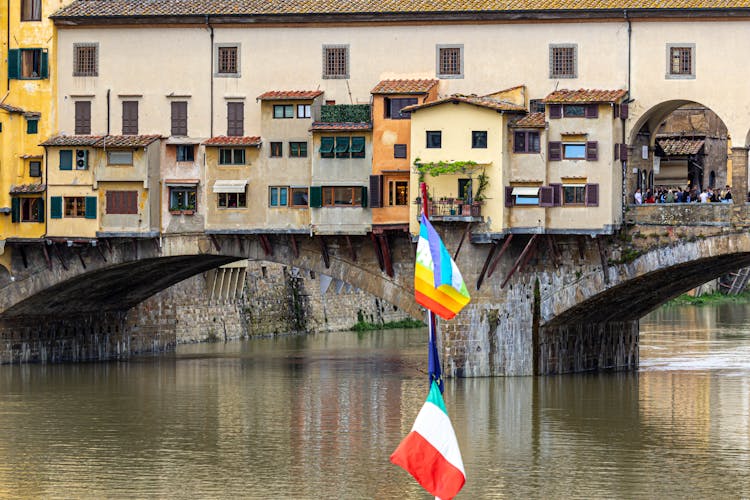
{"left": 170, "top": 210, "right": 194, "bottom": 215}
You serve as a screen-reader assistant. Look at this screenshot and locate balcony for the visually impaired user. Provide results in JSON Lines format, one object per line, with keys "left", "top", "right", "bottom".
{"left": 316, "top": 104, "right": 371, "bottom": 123}
{"left": 427, "top": 198, "right": 482, "bottom": 222}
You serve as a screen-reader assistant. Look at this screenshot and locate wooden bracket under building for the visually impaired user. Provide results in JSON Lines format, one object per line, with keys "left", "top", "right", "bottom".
{"left": 596, "top": 236, "right": 610, "bottom": 284}
{"left": 19, "top": 245, "right": 28, "bottom": 269}
{"left": 95, "top": 245, "right": 107, "bottom": 263}
{"left": 345, "top": 235, "right": 357, "bottom": 262}
{"left": 370, "top": 232, "right": 385, "bottom": 272}
{"left": 577, "top": 235, "right": 587, "bottom": 261}
{"left": 476, "top": 241, "right": 499, "bottom": 291}
{"left": 319, "top": 236, "right": 330, "bottom": 268}
{"left": 487, "top": 234, "right": 514, "bottom": 279}
{"left": 453, "top": 222, "right": 472, "bottom": 261}
{"left": 377, "top": 233, "right": 394, "bottom": 277}
{"left": 235, "top": 235, "right": 244, "bottom": 254}
{"left": 76, "top": 248, "right": 86, "bottom": 269}
{"left": 289, "top": 234, "right": 299, "bottom": 259}
{"left": 132, "top": 238, "right": 139, "bottom": 259}
{"left": 53, "top": 244, "right": 68, "bottom": 271}
{"left": 42, "top": 244, "right": 52, "bottom": 270}
{"left": 501, "top": 234, "right": 539, "bottom": 289}
{"left": 152, "top": 238, "right": 161, "bottom": 255}
{"left": 546, "top": 235, "right": 561, "bottom": 268}
{"left": 259, "top": 234, "right": 273, "bottom": 256}
{"left": 209, "top": 234, "right": 221, "bottom": 252}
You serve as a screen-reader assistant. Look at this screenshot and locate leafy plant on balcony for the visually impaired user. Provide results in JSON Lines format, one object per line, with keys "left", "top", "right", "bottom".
{"left": 413, "top": 158, "right": 479, "bottom": 182}
{"left": 320, "top": 104, "right": 371, "bottom": 123}
{"left": 474, "top": 169, "right": 489, "bottom": 202}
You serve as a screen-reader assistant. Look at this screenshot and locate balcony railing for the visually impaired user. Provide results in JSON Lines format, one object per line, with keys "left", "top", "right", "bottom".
{"left": 428, "top": 199, "right": 482, "bottom": 221}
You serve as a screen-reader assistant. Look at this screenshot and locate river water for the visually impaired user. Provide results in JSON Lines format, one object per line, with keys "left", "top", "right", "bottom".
{"left": 0, "top": 304, "right": 749, "bottom": 499}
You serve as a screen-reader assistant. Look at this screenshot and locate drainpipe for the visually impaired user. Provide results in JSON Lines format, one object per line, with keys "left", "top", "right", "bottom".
{"left": 622, "top": 9, "right": 632, "bottom": 219}
{"left": 6, "top": 0, "right": 10, "bottom": 92}
{"left": 106, "top": 89, "right": 110, "bottom": 135}
{"left": 206, "top": 15, "right": 214, "bottom": 137}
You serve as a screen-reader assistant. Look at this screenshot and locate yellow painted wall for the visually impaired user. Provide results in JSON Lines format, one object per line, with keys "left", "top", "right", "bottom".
{"left": 45, "top": 145, "right": 97, "bottom": 238}
{"left": 204, "top": 146, "right": 260, "bottom": 231}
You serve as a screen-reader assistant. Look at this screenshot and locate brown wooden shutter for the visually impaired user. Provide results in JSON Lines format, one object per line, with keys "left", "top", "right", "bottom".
{"left": 614, "top": 143, "right": 620, "bottom": 160}
{"left": 548, "top": 141, "right": 562, "bottom": 161}
{"left": 369, "top": 175, "right": 383, "bottom": 208}
{"left": 122, "top": 101, "right": 138, "bottom": 135}
{"left": 171, "top": 101, "right": 188, "bottom": 136}
{"left": 549, "top": 104, "right": 562, "bottom": 119}
{"left": 585, "top": 104, "right": 599, "bottom": 118}
{"left": 75, "top": 101, "right": 91, "bottom": 135}
{"left": 586, "top": 141, "right": 598, "bottom": 161}
{"left": 505, "top": 186, "right": 514, "bottom": 207}
{"left": 539, "top": 186, "right": 554, "bottom": 207}
{"left": 620, "top": 103, "right": 629, "bottom": 120}
{"left": 585, "top": 184, "right": 599, "bottom": 206}
{"left": 620, "top": 143, "right": 628, "bottom": 161}
{"left": 613, "top": 102, "right": 620, "bottom": 119}
{"left": 227, "top": 102, "right": 244, "bottom": 136}
{"left": 549, "top": 183, "right": 563, "bottom": 206}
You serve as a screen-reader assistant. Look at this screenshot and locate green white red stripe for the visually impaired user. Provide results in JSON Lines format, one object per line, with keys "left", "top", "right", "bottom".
{"left": 390, "top": 381, "right": 466, "bottom": 499}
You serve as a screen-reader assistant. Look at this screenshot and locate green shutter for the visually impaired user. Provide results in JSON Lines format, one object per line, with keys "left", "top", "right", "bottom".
{"left": 59, "top": 150, "right": 72, "bottom": 170}
{"left": 85, "top": 196, "right": 97, "bottom": 219}
{"left": 50, "top": 196, "right": 62, "bottom": 219}
{"left": 8, "top": 49, "right": 19, "bottom": 79}
{"left": 11, "top": 197, "right": 20, "bottom": 223}
{"left": 40, "top": 50, "right": 49, "bottom": 79}
{"left": 37, "top": 198, "right": 44, "bottom": 222}
{"left": 335, "top": 137, "right": 350, "bottom": 153}
{"left": 309, "top": 186, "right": 322, "bottom": 208}
{"left": 350, "top": 137, "right": 365, "bottom": 153}
{"left": 26, "top": 119, "right": 38, "bottom": 134}
{"left": 360, "top": 186, "right": 368, "bottom": 208}
{"left": 319, "top": 137, "right": 334, "bottom": 154}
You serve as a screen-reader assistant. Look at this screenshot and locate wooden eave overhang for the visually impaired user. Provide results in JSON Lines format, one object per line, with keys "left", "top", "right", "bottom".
{"left": 51, "top": 8, "right": 750, "bottom": 26}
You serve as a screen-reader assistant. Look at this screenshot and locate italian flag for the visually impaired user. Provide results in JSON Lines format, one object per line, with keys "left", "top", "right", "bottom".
{"left": 391, "top": 381, "right": 466, "bottom": 499}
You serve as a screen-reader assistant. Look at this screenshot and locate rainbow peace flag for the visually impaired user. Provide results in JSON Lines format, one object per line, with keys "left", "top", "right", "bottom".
{"left": 414, "top": 214, "right": 471, "bottom": 320}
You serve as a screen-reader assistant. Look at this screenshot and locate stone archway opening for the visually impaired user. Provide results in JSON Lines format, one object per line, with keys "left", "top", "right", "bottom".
{"left": 628, "top": 100, "right": 732, "bottom": 204}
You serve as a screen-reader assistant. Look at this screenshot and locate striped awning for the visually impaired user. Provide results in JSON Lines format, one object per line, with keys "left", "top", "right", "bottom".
{"left": 213, "top": 180, "right": 247, "bottom": 193}
{"left": 511, "top": 187, "right": 540, "bottom": 196}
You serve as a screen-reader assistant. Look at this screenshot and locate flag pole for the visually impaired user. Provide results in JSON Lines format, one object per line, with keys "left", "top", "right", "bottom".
{"left": 420, "top": 182, "right": 443, "bottom": 394}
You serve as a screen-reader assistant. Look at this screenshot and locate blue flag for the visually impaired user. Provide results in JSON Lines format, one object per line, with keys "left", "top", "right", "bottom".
{"left": 428, "top": 315, "right": 443, "bottom": 394}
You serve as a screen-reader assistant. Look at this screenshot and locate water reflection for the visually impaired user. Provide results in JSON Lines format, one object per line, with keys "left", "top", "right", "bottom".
{"left": 0, "top": 311, "right": 748, "bottom": 498}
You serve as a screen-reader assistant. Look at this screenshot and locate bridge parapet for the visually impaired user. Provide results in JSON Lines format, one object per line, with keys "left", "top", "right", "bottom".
{"left": 625, "top": 203, "right": 738, "bottom": 227}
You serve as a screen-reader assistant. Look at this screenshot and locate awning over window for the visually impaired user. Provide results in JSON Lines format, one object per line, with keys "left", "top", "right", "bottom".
{"left": 213, "top": 180, "right": 248, "bottom": 193}
{"left": 165, "top": 179, "right": 199, "bottom": 187}
{"left": 511, "top": 187, "right": 540, "bottom": 196}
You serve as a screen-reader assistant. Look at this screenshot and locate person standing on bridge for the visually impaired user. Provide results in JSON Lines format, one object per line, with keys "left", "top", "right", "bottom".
{"left": 634, "top": 188, "right": 643, "bottom": 204}
{"left": 723, "top": 186, "right": 733, "bottom": 203}
{"left": 699, "top": 189, "right": 710, "bottom": 203}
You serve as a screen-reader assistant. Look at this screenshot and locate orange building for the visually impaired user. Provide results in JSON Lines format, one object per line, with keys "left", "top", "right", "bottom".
{"left": 369, "top": 80, "right": 439, "bottom": 232}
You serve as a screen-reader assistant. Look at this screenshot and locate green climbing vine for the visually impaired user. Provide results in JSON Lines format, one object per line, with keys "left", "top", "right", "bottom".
{"left": 414, "top": 158, "right": 479, "bottom": 182}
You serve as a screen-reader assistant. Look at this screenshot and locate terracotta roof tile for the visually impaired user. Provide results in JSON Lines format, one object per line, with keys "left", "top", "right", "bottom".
{"left": 52, "top": 1, "right": 750, "bottom": 19}
{"left": 40, "top": 135, "right": 104, "bottom": 146}
{"left": 10, "top": 183, "right": 46, "bottom": 194}
{"left": 510, "top": 112, "right": 547, "bottom": 128}
{"left": 99, "top": 135, "right": 162, "bottom": 147}
{"left": 543, "top": 89, "right": 628, "bottom": 104}
{"left": 310, "top": 122, "right": 372, "bottom": 132}
{"left": 371, "top": 79, "right": 439, "bottom": 95}
{"left": 203, "top": 136, "right": 262, "bottom": 146}
{"left": 657, "top": 137, "right": 705, "bottom": 155}
{"left": 402, "top": 95, "right": 526, "bottom": 113}
{"left": 257, "top": 90, "right": 323, "bottom": 101}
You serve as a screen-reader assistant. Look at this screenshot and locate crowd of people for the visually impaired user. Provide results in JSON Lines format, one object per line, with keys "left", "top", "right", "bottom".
{"left": 633, "top": 185, "right": 733, "bottom": 204}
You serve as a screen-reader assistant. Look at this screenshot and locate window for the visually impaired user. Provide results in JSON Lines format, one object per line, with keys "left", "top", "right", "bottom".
{"left": 549, "top": 44, "right": 577, "bottom": 79}
{"left": 297, "top": 104, "right": 311, "bottom": 118}
{"left": 322, "top": 186, "right": 363, "bottom": 207}
{"left": 171, "top": 101, "right": 188, "bottom": 136}
{"left": 563, "top": 143, "right": 586, "bottom": 160}
{"left": 289, "top": 142, "right": 307, "bottom": 158}
{"left": 269, "top": 186, "right": 288, "bottom": 207}
{"left": 320, "top": 137, "right": 334, "bottom": 158}
{"left": 106, "top": 190, "right": 138, "bottom": 214}
{"left": 426, "top": 131, "right": 442, "bottom": 148}
{"left": 529, "top": 99, "right": 546, "bottom": 113}
{"left": 108, "top": 150, "right": 133, "bottom": 165}
{"left": 510, "top": 187, "right": 540, "bottom": 206}
{"left": 335, "top": 137, "right": 350, "bottom": 159}
{"left": 291, "top": 187, "right": 309, "bottom": 207}
{"left": 563, "top": 105, "right": 586, "bottom": 117}
{"left": 384, "top": 98, "right": 418, "bottom": 119}
{"left": 350, "top": 137, "right": 365, "bottom": 158}
{"left": 21, "top": 0, "right": 41, "bottom": 21}
{"left": 75, "top": 149, "right": 89, "bottom": 170}
{"left": 273, "top": 105, "right": 294, "bottom": 119}
{"left": 394, "top": 144, "right": 407, "bottom": 159}
{"left": 437, "top": 44, "right": 463, "bottom": 79}
{"left": 176, "top": 145, "right": 194, "bottom": 162}
{"left": 23, "top": 49, "right": 44, "bottom": 78}
{"left": 29, "top": 160, "right": 41, "bottom": 177}
{"left": 122, "top": 101, "right": 138, "bottom": 135}
{"left": 169, "top": 186, "right": 196, "bottom": 212}
{"left": 227, "top": 102, "right": 244, "bottom": 136}
{"left": 270, "top": 142, "right": 283, "bottom": 158}
{"left": 73, "top": 44, "right": 98, "bottom": 76}
{"left": 667, "top": 44, "right": 695, "bottom": 78}
{"left": 322, "top": 45, "right": 349, "bottom": 79}
{"left": 75, "top": 101, "right": 91, "bottom": 134}
{"left": 472, "top": 131, "right": 487, "bottom": 149}
{"left": 458, "top": 178, "right": 472, "bottom": 200}
{"left": 7, "top": 48, "right": 47, "bottom": 79}
{"left": 26, "top": 118, "right": 38, "bottom": 134}
{"left": 514, "top": 131, "right": 540, "bottom": 153}
{"left": 388, "top": 180, "right": 408, "bottom": 206}
{"left": 219, "top": 148, "right": 245, "bottom": 165}
{"left": 563, "top": 185, "right": 586, "bottom": 205}
{"left": 216, "top": 45, "right": 239, "bottom": 75}
{"left": 19, "top": 198, "right": 42, "bottom": 222}
{"left": 218, "top": 192, "right": 246, "bottom": 208}
{"left": 59, "top": 150, "right": 73, "bottom": 170}
{"left": 64, "top": 197, "right": 86, "bottom": 217}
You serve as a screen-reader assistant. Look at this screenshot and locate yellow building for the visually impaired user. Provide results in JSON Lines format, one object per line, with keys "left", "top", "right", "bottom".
{"left": 1, "top": 0, "right": 60, "bottom": 263}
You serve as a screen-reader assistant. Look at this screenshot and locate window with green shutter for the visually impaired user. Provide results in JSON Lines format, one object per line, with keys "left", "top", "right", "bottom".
{"left": 350, "top": 137, "right": 365, "bottom": 158}
{"left": 59, "top": 150, "right": 73, "bottom": 170}
{"left": 360, "top": 186, "right": 368, "bottom": 208}
{"left": 85, "top": 196, "right": 97, "bottom": 219}
{"left": 7, "top": 49, "right": 20, "bottom": 79}
{"left": 309, "top": 186, "right": 322, "bottom": 208}
{"left": 26, "top": 118, "right": 38, "bottom": 134}
{"left": 335, "top": 137, "right": 350, "bottom": 158}
{"left": 11, "top": 198, "right": 20, "bottom": 223}
{"left": 319, "top": 137, "right": 334, "bottom": 158}
{"left": 50, "top": 196, "right": 62, "bottom": 219}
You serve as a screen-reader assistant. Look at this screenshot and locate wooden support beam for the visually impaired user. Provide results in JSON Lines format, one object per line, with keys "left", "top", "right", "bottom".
{"left": 42, "top": 244, "right": 52, "bottom": 270}
{"left": 236, "top": 235, "right": 244, "bottom": 254}
{"left": 53, "top": 244, "right": 68, "bottom": 271}
{"left": 95, "top": 245, "right": 107, "bottom": 263}
{"left": 370, "top": 232, "right": 385, "bottom": 272}
{"left": 152, "top": 238, "right": 161, "bottom": 254}
{"left": 289, "top": 234, "right": 299, "bottom": 259}
{"left": 259, "top": 234, "right": 273, "bottom": 256}
{"left": 577, "top": 236, "right": 587, "bottom": 260}
{"left": 476, "top": 241, "right": 499, "bottom": 291}
{"left": 545, "top": 235, "right": 560, "bottom": 268}
{"left": 319, "top": 236, "right": 330, "bottom": 269}
{"left": 209, "top": 234, "right": 221, "bottom": 251}
{"left": 103, "top": 238, "right": 112, "bottom": 254}
{"left": 518, "top": 236, "right": 540, "bottom": 274}
{"left": 76, "top": 248, "right": 87, "bottom": 269}
{"left": 501, "top": 234, "right": 539, "bottom": 289}
{"left": 487, "top": 234, "right": 514, "bottom": 279}
{"left": 378, "top": 234, "right": 394, "bottom": 277}
{"left": 345, "top": 235, "right": 357, "bottom": 262}
{"left": 453, "top": 222, "right": 472, "bottom": 261}
{"left": 132, "top": 238, "right": 138, "bottom": 260}
{"left": 596, "top": 237, "right": 610, "bottom": 284}
{"left": 19, "top": 246, "right": 28, "bottom": 269}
